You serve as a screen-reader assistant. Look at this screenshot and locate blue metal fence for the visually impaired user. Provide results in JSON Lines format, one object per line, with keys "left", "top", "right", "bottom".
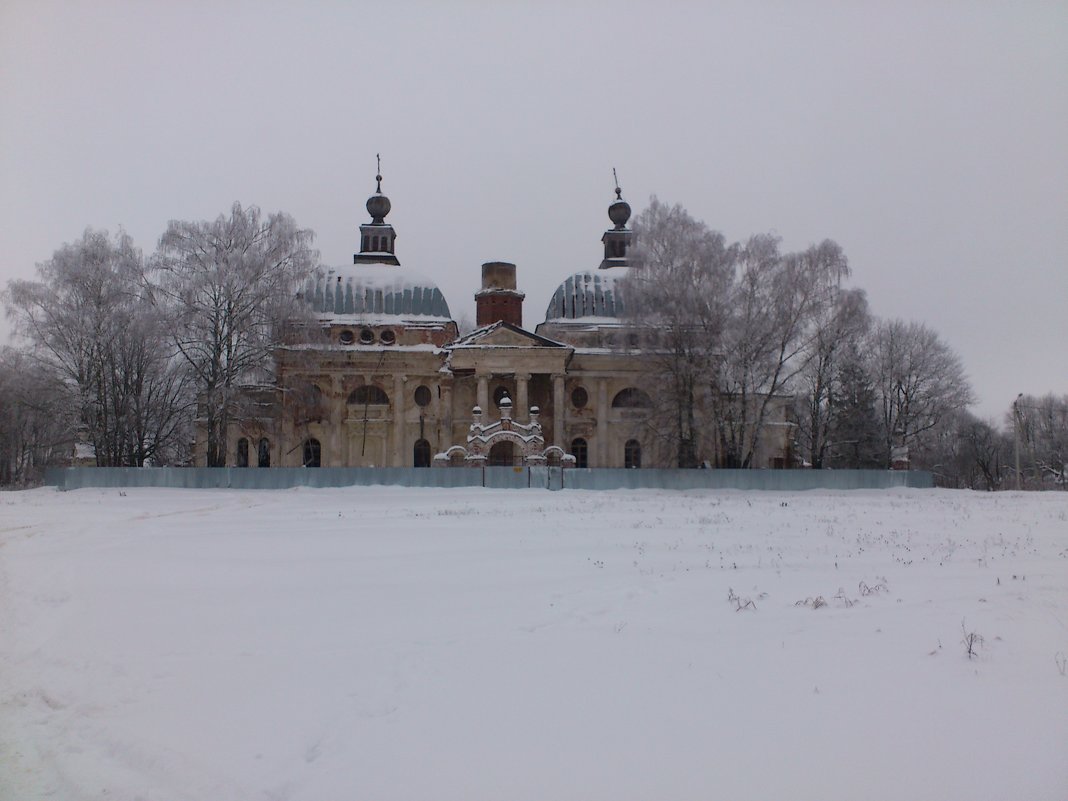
{"left": 43, "top": 466, "right": 933, "bottom": 491}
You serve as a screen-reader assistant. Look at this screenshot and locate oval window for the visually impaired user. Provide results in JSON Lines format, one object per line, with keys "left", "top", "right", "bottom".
{"left": 339, "top": 330, "right": 354, "bottom": 345}
{"left": 571, "top": 387, "right": 588, "bottom": 409}
{"left": 380, "top": 329, "right": 396, "bottom": 345}
{"left": 359, "top": 328, "right": 374, "bottom": 344}
{"left": 414, "top": 385, "right": 432, "bottom": 407}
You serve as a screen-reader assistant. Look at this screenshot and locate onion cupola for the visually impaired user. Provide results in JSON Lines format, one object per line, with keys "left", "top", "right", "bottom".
{"left": 543, "top": 175, "right": 634, "bottom": 323}
{"left": 300, "top": 160, "right": 455, "bottom": 345}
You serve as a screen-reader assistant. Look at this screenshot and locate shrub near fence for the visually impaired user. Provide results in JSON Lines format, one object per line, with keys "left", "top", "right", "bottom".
{"left": 43, "top": 467, "right": 933, "bottom": 491}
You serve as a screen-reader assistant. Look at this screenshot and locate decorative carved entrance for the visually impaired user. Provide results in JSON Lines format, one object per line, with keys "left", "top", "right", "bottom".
{"left": 433, "top": 394, "right": 575, "bottom": 468}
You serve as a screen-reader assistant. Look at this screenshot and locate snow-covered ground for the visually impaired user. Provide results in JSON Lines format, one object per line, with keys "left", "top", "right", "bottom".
{"left": 2, "top": 486, "right": 1066, "bottom": 801}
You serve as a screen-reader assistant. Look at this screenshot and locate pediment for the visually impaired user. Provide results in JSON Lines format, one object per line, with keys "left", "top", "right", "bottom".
{"left": 450, "top": 321, "right": 567, "bottom": 349}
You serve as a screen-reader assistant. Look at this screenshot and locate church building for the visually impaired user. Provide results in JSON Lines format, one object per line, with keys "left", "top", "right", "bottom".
{"left": 209, "top": 173, "right": 793, "bottom": 470}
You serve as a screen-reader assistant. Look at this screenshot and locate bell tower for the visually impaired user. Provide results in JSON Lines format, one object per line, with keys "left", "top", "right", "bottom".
{"left": 354, "top": 155, "right": 400, "bottom": 266}
{"left": 599, "top": 169, "right": 632, "bottom": 270}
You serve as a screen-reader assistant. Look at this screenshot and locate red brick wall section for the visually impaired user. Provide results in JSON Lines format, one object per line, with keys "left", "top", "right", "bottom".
{"left": 476, "top": 293, "right": 523, "bottom": 327}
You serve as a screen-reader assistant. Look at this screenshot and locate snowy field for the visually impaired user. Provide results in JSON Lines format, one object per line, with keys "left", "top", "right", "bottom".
{"left": 2, "top": 486, "right": 1067, "bottom": 801}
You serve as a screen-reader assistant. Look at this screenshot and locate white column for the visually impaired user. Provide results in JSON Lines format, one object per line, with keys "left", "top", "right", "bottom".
{"left": 552, "top": 373, "right": 565, "bottom": 449}
{"left": 440, "top": 379, "right": 453, "bottom": 451}
{"left": 597, "top": 378, "right": 609, "bottom": 467}
{"left": 477, "top": 373, "right": 490, "bottom": 412}
{"left": 393, "top": 374, "right": 406, "bottom": 466}
{"left": 329, "top": 375, "right": 343, "bottom": 467}
{"left": 515, "top": 373, "right": 531, "bottom": 422}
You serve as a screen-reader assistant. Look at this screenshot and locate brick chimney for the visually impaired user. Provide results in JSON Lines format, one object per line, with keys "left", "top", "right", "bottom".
{"left": 475, "top": 261, "right": 525, "bottom": 327}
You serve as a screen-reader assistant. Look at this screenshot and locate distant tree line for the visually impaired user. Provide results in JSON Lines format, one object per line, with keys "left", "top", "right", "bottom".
{"left": 622, "top": 198, "right": 1065, "bottom": 488}
{"left": 2, "top": 203, "right": 318, "bottom": 484}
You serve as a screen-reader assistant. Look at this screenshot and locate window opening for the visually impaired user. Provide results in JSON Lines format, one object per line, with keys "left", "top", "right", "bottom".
{"left": 624, "top": 439, "right": 642, "bottom": 469}
{"left": 571, "top": 387, "right": 588, "bottom": 409}
{"left": 236, "top": 438, "right": 249, "bottom": 467}
{"left": 571, "top": 438, "right": 588, "bottom": 468}
{"left": 348, "top": 385, "right": 389, "bottom": 405}
{"left": 303, "top": 438, "right": 322, "bottom": 468}
{"left": 258, "top": 438, "right": 271, "bottom": 468}
{"left": 414, "top": 438, "right": 431, "bottom": 468}
{"left": 414, "top": 385, "right": 432, "bottom": 407}
{"left": 612, "top": 387, "right": 653, "bottom": 408}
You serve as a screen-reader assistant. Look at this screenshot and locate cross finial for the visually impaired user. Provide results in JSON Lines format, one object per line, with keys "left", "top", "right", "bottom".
{"left": 613, "top": 167, "right": 622, "bottom": 200}
{"left": 375, "top": 153, "right": 382, "bottom": 193}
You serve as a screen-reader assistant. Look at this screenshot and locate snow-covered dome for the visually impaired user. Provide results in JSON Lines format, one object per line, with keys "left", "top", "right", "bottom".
{"left": 544, "top": 268, "right": 629, "bottom": 321}
{"left": 304, "top": 264, "right": 452, "bottom": 321}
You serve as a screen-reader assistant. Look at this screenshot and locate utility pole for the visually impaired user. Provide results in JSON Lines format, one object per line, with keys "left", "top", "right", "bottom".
{"left": 1013, "top": 393, "right": 1023, "bottom": 491}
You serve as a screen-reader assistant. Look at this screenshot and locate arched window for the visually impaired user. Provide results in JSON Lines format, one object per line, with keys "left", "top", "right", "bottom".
{"left": 236, "top": 438, "right": 249, "bottom": 467}
{"left": 493, "top": 385, "right": 511, "bottom": 407}
{"left": 624, "top": 439, "right": 642, "bottom": 469}
{"left": 303, "top": 438, "right": 321, "bottom": 468}
{"left": 258, "top": 438, "right": 271, "bottom": 468}
{"left": 488, "top": 441, "right": 515, "bottom": 466}
{"left": 571, "top": 437, "right": 588, "bottom": 468}
{"left": 612, "top": 388, "right": 653, "bottom": 408}
{"left": 414, "top": 438, "right": 431, "bottom": 468}
{"left": 348, "top": 385, "right": 390, "bottom": 405}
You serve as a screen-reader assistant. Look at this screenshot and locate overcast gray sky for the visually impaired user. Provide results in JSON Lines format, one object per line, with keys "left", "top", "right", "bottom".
{"left": 2, "top": 0, "right": 1065, "bottom": 420}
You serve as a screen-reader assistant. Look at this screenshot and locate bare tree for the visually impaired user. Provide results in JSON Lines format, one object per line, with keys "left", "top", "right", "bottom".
{"left": 870, "top": 319, "right": 974, "bottom": 468}
{"left": 1012, "top": 393, "right": 1068, "bottom": 488}
{"left": 794, "top": 286, "right": 871, "bottom": 467}
{"left": 914, "top": 409, "right": 1008, "bottom": 489}
{"left": 625, "top": 198, "right": 736, "bottom": 467}
{"left": 0, "top": 348, "right": 76, "bottom": 485}
{"left": 153, "top": 203, "right": 318, "bottom": 466}
{"left": 715, "top": 237, "right": 850, "bottom": 467}
{"left": 4, "top": 229, "right": 189, "bottom": 466}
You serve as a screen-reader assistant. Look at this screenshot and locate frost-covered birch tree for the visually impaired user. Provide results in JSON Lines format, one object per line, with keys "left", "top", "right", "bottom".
{"left": 153, "top": 203, "right": 318, "bottom": 467}
{"left": 715, "top": 237, "right": 850, "bottom": 467}
{"left": 4, "top": 229, "right": 189, "bottom": 466}
{"left": 625, "top": 198, "right": 736, "bottom": 467}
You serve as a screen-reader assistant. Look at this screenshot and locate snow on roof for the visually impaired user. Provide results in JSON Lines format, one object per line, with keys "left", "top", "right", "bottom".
{"left": 282, "top": 343, "right": 444, "bottom": 354}
{"left": 304, "top": 263, "right": 453, "bottom": 320}
{"left": 317, "top": 314, "right": 453, "bottom": 327}
{"left": 544, "top": 267, "right": 631, "bottom": 322}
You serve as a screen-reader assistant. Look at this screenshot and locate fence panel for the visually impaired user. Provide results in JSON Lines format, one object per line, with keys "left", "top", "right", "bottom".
{"left": 43, "top": 466, "right": 933, "bottom": 492}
